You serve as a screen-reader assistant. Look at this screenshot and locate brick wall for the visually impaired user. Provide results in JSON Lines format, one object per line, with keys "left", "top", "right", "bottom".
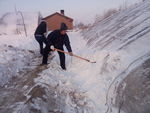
{"left": 44, "top": 14, "right": 73, "bottom": 31}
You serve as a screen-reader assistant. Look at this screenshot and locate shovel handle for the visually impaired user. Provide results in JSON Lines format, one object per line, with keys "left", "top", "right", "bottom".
{"left": 54, "top": 48, "right": 95, "bottom": 63}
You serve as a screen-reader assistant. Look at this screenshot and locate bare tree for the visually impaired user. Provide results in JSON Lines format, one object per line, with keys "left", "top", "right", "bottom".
{"left": 94, "top": 8, "right": 118, "bottom": 24}
{"left": 0, "top": 13, "right": 10, "bottom": 26}
{"left": 74, "top": 21, "right": 90, "bottom": 30}
{"left": 16, "top": 11, "right": 27, "bottom": 37}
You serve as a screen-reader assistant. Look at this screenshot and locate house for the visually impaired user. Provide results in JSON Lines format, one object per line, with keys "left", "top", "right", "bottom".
{"left": 43, "top": 10, "right": 73, "bottom": 31}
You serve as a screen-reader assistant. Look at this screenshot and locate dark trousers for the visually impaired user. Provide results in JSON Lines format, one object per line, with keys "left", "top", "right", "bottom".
{"left": 35, "top": 35, "right": 47, "bottom": 55}
{"left": 42, "top": 46, "right": 66, "bottom": 70}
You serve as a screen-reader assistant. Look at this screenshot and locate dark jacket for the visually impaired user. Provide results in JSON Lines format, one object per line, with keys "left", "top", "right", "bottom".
{"left": 34, "top": 21, "right": 47, "bottom": 35}
{"left": 47, "top": 30, "right": 72, "bottom": 52}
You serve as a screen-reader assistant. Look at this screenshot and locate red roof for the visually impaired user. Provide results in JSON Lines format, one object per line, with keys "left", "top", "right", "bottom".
{"left": 43, "top": 12, "right": 73, "bottom": 22}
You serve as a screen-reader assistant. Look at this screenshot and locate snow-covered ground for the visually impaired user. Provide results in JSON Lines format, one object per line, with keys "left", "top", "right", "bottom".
{"left": 0, "top": 12, "right": 39, "bottom": 86}
{"left": 0, "top": 45, "right": 36, "bottom": 86}
{"left": 35, "top": 1, "right": 150, "bottom": 113}
{"left": 0, "top": 0, "right": 150, "bottom": 113}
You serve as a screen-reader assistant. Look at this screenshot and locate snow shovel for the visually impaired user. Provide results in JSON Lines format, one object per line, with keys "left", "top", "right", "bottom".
{"left": 54, "top": 48, "right": 96, "bottom": 63}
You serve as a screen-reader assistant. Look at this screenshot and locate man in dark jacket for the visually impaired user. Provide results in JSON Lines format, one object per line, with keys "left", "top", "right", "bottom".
{"left": 34, "top": 20, "right": 48, "bottom": 55}
{"left": 42, "top": 23, "right": 73, "bottom": 70}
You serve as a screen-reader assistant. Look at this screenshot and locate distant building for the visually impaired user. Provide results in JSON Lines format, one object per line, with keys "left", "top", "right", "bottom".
{"left": 43, "top": 10, "right": 73, "bottom": 31}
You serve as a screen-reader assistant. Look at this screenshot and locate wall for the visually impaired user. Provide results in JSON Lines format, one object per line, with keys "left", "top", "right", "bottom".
{"left": 44, "top": 14, "right": 73, "bottom": 31}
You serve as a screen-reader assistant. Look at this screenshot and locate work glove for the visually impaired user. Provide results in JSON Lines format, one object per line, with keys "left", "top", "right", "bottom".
{"left": 50, "top": 45, "right": 55, "bottom": 51}
{"left": 69, "top": 52, "right": 73, "bottom": 56}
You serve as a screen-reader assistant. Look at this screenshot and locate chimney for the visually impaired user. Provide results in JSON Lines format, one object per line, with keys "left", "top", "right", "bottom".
{"left": 60, "top": 10, "right": 64, "bottom": 15}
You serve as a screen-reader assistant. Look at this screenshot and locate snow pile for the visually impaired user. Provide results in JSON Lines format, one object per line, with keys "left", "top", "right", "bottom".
{"left": 0, "top": 45, "right": 35, "bottom": 86}
{"left": 0, "top": 34, "right": 38, "bottom": 50}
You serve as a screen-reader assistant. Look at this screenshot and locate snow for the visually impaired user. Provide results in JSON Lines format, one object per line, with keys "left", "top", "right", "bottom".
{"left": 0, "top": 12, "right": 39, "bottom": 86}
{"left": 0, "top": 45, "right": 35, "bottom": 86}
{"left": 0, "top": 35, "right": 38, "bottom": 50}
{"left": 0, "top": 0, "right": 150, "bottom": 112}
{"left": 0, "top": 12, "right": 39, "bottom": 50}
{"left": 35, "top": 1, "right": 150, "bottom": 113}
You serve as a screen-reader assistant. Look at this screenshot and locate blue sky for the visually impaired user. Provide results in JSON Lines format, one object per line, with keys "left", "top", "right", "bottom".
{"left": 0, "top": 0, "right": 141, "bottom": 23}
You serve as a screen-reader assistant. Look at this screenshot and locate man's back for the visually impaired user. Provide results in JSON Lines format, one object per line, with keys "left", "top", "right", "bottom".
{"left": 34, "top": 21, "right": 47, "bottom": 35}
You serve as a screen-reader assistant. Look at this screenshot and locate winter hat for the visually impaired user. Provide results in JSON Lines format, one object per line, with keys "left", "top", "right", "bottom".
{"left": 60, "top": 22, "right": 68, "bottom": 31}
{"left": 40, "top": 21, "right": 46, "bottom": 25}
